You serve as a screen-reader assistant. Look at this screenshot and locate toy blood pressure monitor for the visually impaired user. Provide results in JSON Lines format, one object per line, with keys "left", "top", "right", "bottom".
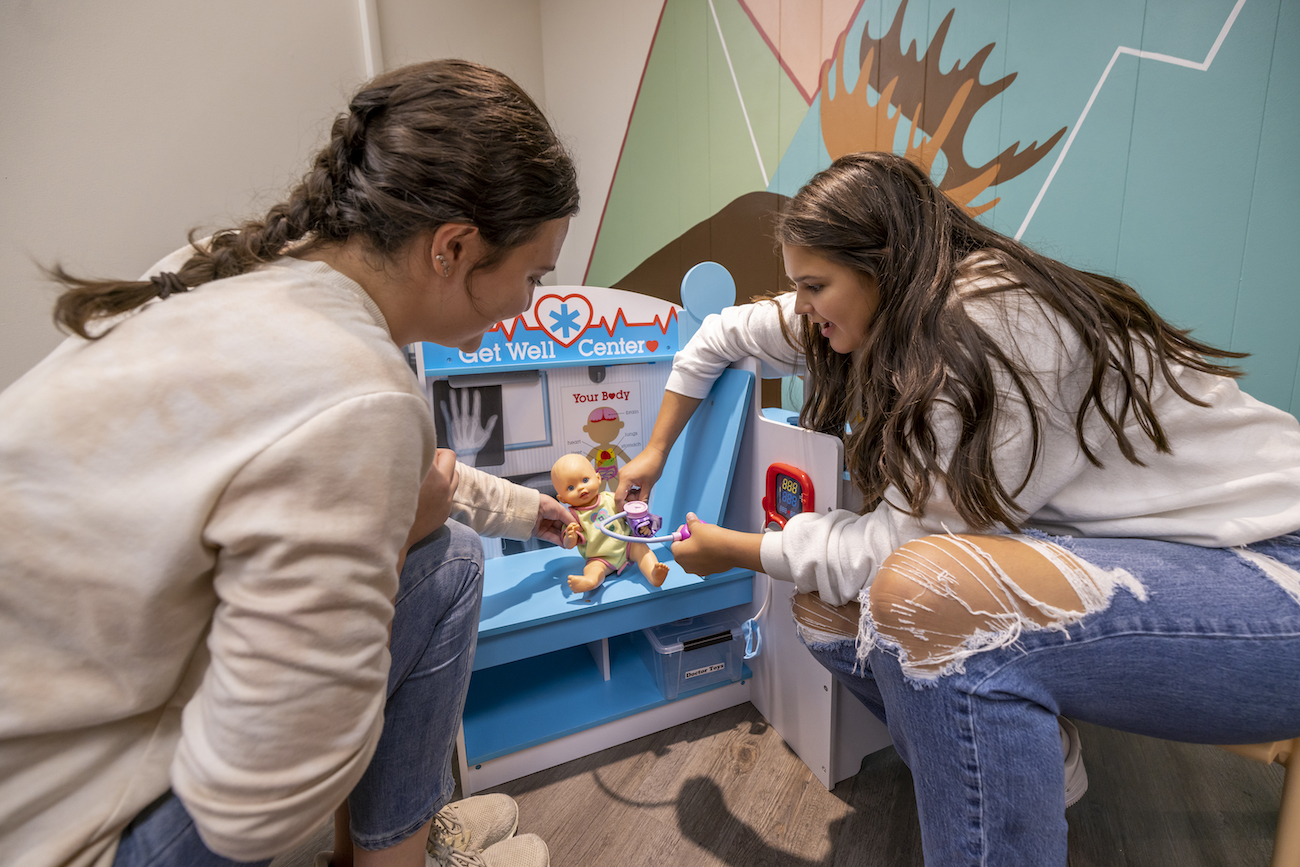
{"left": 762, "top": 462, "right": 815, "bottom": 529}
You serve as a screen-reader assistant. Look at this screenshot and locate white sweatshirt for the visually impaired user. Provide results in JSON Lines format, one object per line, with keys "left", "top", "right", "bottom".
{"left": 666, "top": 275, "right": 1300, "bottom": 607}
{"left": 0, "top": 251, "right": 536, "bottom": 867}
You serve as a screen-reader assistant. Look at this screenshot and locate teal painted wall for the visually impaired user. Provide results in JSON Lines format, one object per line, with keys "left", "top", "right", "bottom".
{"left": 593, "top": 0, "right": 1300, "bottom": 416}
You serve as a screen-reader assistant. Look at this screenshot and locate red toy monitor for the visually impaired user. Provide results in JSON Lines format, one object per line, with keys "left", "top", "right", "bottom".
{"left": 762, "top": 462, "right": 815, "bottom": 529}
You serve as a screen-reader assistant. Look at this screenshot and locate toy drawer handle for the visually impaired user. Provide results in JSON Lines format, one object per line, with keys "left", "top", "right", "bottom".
{"left": 682, "top": 630, "right": 735, "bottom": 652}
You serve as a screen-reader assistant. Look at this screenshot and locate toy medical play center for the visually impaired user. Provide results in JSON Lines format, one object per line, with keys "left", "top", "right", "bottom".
{"left": 414, "top": 265, "right": 892, "bottom": 796}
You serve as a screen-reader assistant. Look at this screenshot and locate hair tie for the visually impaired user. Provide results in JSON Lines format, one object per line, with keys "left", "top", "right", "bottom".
{"left": 149, "top": 272, "right": 188, "bottom": 300}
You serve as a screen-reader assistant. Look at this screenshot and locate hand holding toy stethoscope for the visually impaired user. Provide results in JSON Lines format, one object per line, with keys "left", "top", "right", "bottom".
{"left": 596, "top": 491, "right": 762, "bottom": 659}
{"left": 594, "top": 497, "right": 699, "bottom": 544}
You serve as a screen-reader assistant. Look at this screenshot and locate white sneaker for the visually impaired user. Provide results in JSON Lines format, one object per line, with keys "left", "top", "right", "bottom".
{"left": 427, "top": 833, "right": 549, "bottom": 867}
{"left": 1060, "top": 717, "right": 1088, "bottom": 807}
{"left": 316, "top": 795, "right": 528, "bottom": 867}
{"left": 428, "top": 794, "right": 519, "bottom": 856}
{"left": 479, "top": 834, "right": 548, "bottom": 867}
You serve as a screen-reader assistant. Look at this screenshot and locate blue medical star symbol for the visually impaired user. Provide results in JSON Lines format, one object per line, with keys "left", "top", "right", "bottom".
{"left": 548, "top": 303, "right": 583, "bottom": 339}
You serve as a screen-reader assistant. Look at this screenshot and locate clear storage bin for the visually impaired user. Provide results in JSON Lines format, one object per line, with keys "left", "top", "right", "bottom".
{"left": 635, "top": 610, "right": 744, "bottom": 700}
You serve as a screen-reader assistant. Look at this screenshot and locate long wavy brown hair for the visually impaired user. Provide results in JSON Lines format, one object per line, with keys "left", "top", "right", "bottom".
{"left": 51, "top": 59, "right": 579, "bottom": 338}
{"left": 775, "top": 152, "right": 1244, "bottom": 530}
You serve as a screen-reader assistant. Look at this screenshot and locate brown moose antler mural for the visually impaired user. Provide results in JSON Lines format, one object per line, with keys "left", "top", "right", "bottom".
{"left": 616, "top": 0, "right": 1068, "bottom": 352}
{"left": 821, "top": 0, "right": 1066, "bottom": 215}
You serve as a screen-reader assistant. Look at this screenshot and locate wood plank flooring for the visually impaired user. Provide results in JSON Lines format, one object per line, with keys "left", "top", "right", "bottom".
{"left": 494, "top": 703, "right": 1285, "bottom": 867}
{"left": 275, "top": 701, "right": 1286, "bottom": 866}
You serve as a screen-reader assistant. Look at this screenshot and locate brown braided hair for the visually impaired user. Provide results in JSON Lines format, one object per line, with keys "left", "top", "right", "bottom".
{"left": 774, "top": 151, "right": 1244, "bottom": 530}
{"left": 51, "top": 59, "right": 579, "bottom": 338}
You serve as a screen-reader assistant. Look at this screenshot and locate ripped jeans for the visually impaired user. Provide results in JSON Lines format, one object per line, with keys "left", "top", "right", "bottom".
{"left": 796, "top": 531, "right": 1300, "bottom": 867}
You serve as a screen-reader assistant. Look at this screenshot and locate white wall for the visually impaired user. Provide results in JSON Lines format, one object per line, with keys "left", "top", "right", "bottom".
{"left": 378, "top": 0, "right": 545, "bottom": 103}
{"left": 0, "top": 0, "right": 366, "bottom": 388}
{"left": 368, "top": 0, "right": 663, "bottom": 290}
{"left": 0, "top": 0, "right": 574, "bottom": 390}
{"left": 539, "top": 0, "right": 663, "bottom": 287}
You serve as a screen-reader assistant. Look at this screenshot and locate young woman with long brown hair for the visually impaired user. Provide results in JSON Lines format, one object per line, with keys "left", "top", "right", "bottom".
{"left": 1, "top": 60, "right": 579, "bottom": 867}
{"left": 618, "top": 151, "right": 1300, "bottom": 866}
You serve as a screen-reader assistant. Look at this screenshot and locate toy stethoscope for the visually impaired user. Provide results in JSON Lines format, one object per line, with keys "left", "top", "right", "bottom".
{"left": 595, "top": 495, "right": 765, "bottom": 659}
{"left": 595, "top": 499, "right": 694, "bottom": 544}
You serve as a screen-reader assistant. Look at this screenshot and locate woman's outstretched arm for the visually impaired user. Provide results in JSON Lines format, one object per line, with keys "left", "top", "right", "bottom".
{"left": 615, "top": 391, "right": 701, "bottom": 508}
{"left": 617, "top": 295, "right": 805, "bottom": 509}
{"left": 671, "top": 512, "right": 764, "bottom": 576}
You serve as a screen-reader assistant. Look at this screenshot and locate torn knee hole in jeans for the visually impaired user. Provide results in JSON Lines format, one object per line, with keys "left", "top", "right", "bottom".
{"left": 862, "top": 534, "right": 1146, "bottom": 685}
{"left": 792, "top": 591, "right": 860, "bottom": 644}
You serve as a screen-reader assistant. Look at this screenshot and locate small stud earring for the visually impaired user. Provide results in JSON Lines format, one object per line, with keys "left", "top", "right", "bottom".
{"left": 435, "top": 254, "right": 450, "bottom": 277}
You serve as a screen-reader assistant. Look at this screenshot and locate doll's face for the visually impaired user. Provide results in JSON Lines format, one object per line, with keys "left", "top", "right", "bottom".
{"left": 552, "top": 455, "right": 601, "bottom": 509}
{"left": 583, "top": 418, "right": 624, "bottom": 444}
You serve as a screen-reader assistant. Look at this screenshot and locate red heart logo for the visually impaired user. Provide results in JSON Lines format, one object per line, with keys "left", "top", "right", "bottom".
{"left": 534, "top": 294, "right": 593, "bottom": 348}
{"left": 646, "top": 340, "right": 659, "bottom": 352}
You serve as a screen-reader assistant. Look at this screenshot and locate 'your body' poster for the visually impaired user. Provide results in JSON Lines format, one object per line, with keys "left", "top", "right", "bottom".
{"left": 560, "top": 383, "right": 643, "bottom": 493}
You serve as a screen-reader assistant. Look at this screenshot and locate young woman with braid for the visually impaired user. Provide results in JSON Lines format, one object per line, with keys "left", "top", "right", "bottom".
{"left": 0, "top": 61, "right": 578, "bottom": 867}
{"left": 618, "top": 152, "right": 1300, "bottom": 866}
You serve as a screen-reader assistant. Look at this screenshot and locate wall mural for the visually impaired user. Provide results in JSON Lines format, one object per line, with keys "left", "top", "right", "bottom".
{"left": 819, "top": 0, "right": 1063, "bottom": 216}
{"left": 585, "top": 0, "right": 1300, "bottom": 416}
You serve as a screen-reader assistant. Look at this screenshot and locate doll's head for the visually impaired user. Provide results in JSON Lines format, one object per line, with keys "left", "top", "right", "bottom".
{"left": 582, "top": 406, "right": 624, "bottom": 445}
{"left": 551, "top": 453, "right": 601, "bottom": 509}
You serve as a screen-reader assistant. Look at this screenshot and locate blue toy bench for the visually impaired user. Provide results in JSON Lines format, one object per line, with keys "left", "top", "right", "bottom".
{"left": 456, "top": 367, "right": 756, "bottom": 791}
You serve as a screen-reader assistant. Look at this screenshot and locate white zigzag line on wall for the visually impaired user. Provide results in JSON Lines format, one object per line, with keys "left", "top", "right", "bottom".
{"left": 709, "top": 0, "right": 770, "bottom": 187}
{"left": 1014, "top": 0, "right": 1249, "bottom": 240}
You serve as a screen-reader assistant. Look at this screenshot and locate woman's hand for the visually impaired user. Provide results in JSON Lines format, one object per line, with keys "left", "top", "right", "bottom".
{"left": 404, "top": 448, "right": 459, "bottom": 552}
{"left": 615, "top": 446, "right": 667, "bottom": 510}
{"left": 615, "top": 391, "right": 704, "bottom": 510}
{"left": 670, "top": 513, "right": 764, "bottom": 577}
{"left": 532, "top": 494, "right": 575, "bottom": 546}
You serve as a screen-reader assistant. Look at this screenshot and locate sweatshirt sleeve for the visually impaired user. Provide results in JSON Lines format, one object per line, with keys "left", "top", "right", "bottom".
{"left": 450, "top": 462, "right": 541, "bottom": 540}
{"left": 760, "top": 290, "right": 1094, "bottom": 606}
{"left": 665, "top": 293, "right": 806, "bottom": 398}
{"left": 171, "top": 392, "right": 434, "bottom": 861}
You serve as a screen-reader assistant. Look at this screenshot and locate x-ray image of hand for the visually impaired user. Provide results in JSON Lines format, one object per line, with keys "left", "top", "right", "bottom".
{"left": 440, "top": 388, "right": 498, "bottom": 464}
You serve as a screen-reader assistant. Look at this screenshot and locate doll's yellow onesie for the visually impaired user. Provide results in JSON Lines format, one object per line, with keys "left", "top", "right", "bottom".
{"left": 568, "top": 491, "right": 628, "bottom": 573}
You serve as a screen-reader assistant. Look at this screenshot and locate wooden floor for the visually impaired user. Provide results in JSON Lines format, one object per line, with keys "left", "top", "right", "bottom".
{"left": 276, "top": 701, "right": 1286, "bottom": 866}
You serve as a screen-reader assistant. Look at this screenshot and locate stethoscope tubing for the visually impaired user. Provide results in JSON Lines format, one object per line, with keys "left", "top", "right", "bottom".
{"left": 596, "top": 511, "right": 691, "bottom": 544}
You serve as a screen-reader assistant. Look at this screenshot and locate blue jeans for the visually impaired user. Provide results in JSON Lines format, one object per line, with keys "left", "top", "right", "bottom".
{"left": 113, "top": 520, "right": 484, "bottom": 867}
{"left": 801, "top": 532, "right": 1300, "bottom": 867}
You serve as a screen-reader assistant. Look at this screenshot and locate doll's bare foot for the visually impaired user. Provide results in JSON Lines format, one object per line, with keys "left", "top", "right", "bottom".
{"left": 569, "top": 572, "right": 605, "bottom": 593}
{"left": 630, "top": 542, "right": 668, "bottom": 588}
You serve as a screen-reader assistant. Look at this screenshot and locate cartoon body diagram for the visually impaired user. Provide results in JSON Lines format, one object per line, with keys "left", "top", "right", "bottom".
{"left": 551, "top": 453, "right": 668, "bottom": 594}
{"left": 584, "top": 406, "right": 631, "bottom": 493}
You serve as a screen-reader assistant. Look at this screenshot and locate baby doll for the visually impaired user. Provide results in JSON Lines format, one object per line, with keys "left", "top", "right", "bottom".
{"left": 550, "top": 453, "right": 669, "bottom": 593}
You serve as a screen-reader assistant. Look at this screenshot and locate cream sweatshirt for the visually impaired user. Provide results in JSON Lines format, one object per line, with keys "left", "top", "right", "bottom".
{"left": 666, "top": 272, "right": 1300, "bottom": 607}
{"left": 0, "top": 251, "right": 535, "bottom": 867}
